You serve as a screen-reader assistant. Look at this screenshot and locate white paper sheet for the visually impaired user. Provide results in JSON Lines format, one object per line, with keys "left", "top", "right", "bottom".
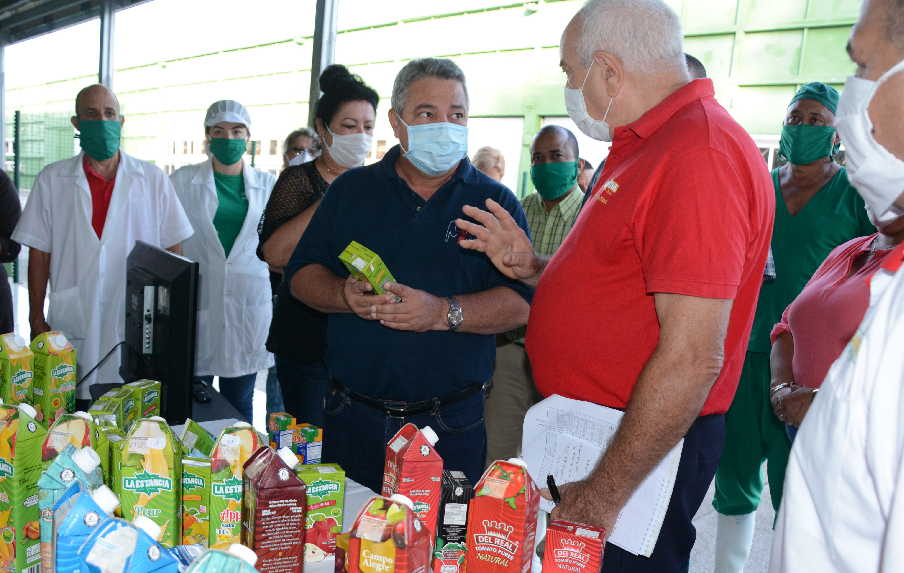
{"left": 521, "top": 394, "right": 683, "bottom": 557}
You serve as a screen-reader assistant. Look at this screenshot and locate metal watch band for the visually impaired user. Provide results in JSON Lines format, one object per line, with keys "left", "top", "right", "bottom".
{"left": 446, "top": 296, "right": 463, "bottom": 331}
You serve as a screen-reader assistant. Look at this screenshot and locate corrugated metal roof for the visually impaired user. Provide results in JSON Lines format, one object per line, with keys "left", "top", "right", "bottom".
{"left": 0, "top": 0, "right": 149, "bottom": 44}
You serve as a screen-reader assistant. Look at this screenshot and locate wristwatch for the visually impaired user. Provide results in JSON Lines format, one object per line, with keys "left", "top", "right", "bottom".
{"left": 446, "top": 296, "right": 463, "bottom": 331}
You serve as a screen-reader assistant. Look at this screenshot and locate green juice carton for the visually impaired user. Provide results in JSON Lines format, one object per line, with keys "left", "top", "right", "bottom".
{"left": 31, "top": 331, "right": 77, "bottom": 426}
{"left": 339, "top": 241, "right": 396, "bottom": 294}
{"left": 297, "top": 463, "right": 346, "bottom": 564}
{"left": 180, "top": 419, "right": 215, "bottom": 546}
{"left": 117, "top": 416, "right": 181, "bottom": 547}
{"left": 105, "top": 386, "right": 140, "bottom": 432}
{"left": 98, "top": 425, "right": 124, "bottom": 487}
{"left": 124, "top": 379, "right": 162, "bottom": 418}
{"left": 0, "top": 333, "right": 34, "bottom": 405}
{"left": 87, "top": 397, "right": 118, "bottom": 429}
{"left": 208, "top": 422, "right": 264, "bottom": 549}
{"left": 0, "top": 403, "right": 48, "bottom": 572}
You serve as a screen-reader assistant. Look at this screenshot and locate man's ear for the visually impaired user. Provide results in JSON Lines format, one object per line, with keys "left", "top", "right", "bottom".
{"left": 595, "top": 50, "right": 625, "bottom": 98}
{"left": 71, "top": 116, "right": 79, "bottom": 131}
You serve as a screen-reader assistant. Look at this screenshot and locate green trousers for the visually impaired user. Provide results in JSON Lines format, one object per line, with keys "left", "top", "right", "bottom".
{"left": 713, "top": 351, "right": 791, "bottom": 515}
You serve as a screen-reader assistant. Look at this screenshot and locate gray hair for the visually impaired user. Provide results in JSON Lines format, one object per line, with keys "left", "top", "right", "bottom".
{"left": 577, "top": 0, "right": 684, "bottom": 74}
{"left": 283, "top": 127, "right": 319, "bottom": 154}
{"left": 391, "top": 58, "right": 469, "bottom": 115}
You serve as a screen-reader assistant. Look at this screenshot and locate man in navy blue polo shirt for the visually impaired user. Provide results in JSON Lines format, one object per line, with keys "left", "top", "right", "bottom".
{"left": 285, "top": 57, "right": 532, "bottom": 492}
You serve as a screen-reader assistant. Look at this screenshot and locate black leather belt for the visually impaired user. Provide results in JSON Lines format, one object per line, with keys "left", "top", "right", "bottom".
{"left": 332, "top": 379, "right": 490, "bottom": 416}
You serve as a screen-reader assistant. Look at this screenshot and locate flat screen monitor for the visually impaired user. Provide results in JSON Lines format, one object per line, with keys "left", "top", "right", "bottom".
{"left": 120, "top": 240, "right": 199, "bottom": 424}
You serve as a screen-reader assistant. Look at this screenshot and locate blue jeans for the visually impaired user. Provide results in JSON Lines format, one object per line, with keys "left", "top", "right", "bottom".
{"left": 322, "top": 387, "right": 487, "bottom": 493}
{"left": 265, "top": 365, "right": 286, "bottom": 418}
{"left": 195, "top": 373, "right": 256, "bottom": 423}
{"left": 275, "top": 355, "right": 330, "bottom": 427}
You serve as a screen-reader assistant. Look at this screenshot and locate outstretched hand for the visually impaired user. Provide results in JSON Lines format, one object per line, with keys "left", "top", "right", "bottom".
{"left": 457, "top": 198, "right": 538, "bottom": 281}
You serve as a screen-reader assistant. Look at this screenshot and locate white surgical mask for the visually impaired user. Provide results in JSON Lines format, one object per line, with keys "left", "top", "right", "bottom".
{"left": 287, "top": 150, "right": 313, "bottom": 166}
{"left": 836, "top": 57, "right": 904, "bottom": 225}
{"left": 564, "top": 60, "right": 616, "bottom": 142}
{"left": 325, "top": 128, "right": 373, "bottom": 168}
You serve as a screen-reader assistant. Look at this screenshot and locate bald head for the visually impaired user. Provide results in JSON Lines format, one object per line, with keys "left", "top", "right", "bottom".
{"left": 531, "top": 125, "right": 579, "bottom": 164}
{"left": 74, "top": 84, "right": 121, "bottom": 120}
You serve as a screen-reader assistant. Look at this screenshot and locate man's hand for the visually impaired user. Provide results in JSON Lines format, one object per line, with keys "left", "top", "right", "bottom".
{"left": 457, "top": 199, "right": 538, "bottom": 281}
{"left": 29, "top": 316, "right": 50, "bottom": 340}
{"left": 342, "top": 276, "right": 397, "bottom": 320}
{"left": 771, "top": 384, "right": 816, "bottom": 427}
{"left": 372, "top": 282, "right": 446, "bottom": 333}
{"left": 541, "top": 481, "right": 618, "bottom": 534}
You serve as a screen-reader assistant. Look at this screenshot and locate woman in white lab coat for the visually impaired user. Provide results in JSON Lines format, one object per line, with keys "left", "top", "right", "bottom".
{"left": 170, "top": 100, "right": 276, "bottom": 422}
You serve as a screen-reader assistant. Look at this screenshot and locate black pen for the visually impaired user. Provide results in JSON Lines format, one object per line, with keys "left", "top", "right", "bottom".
{"left": 547, "top": 474, "right": 562, "bottom": 505}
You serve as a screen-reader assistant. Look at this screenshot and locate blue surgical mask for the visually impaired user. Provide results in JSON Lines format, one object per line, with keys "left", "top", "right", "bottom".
{"left": 398, "top": 118, "right": 468, "bottom": 176}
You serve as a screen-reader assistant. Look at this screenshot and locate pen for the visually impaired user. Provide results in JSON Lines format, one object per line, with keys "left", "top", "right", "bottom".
{"left": 547, "top": 474, "right": 561, "bottom": 505}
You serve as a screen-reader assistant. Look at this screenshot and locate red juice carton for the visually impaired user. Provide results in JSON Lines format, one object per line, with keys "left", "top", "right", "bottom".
{"left": 381, "top": 424, "right": 442, "bottom": 541}
{"left": 465, "top": 459, "right": 539, "bottom": 573}
{"left": 241, "top": 447, "right": 307, "bottom": 572}
{"left": 432, "top": 470, "right": 472, "bottom": 573}
{"left": 346, "top": 494, "right": 432, "bottom": 573}
{"left": 542, "top": 520, "right": 605, "bottom": 573}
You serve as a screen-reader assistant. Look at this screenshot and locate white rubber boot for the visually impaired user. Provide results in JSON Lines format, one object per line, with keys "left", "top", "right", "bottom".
{"left": 714, "top": 511, "right": 756, "bottom": 573}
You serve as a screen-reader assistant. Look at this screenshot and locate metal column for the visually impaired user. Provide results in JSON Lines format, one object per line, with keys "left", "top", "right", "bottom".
{"left": 308, "top": 0, "right": 338, "bottom": 127}
{"left": 99, "top": 0, "right": 114, "bottom": 88}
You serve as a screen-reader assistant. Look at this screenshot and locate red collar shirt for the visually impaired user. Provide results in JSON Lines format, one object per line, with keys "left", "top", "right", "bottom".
{"left": 526, "top": 80, "right": 775, "bottom": 416}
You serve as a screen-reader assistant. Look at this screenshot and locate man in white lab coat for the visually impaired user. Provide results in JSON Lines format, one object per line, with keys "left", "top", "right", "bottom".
{"left": 170, "top": 100, "right": 275, "bottom": 423}
{"left": 12, "top": 84, "right": 194, "bottom": 403}
{"left": 770, "top": 0, "right": 904, "bottom": 570}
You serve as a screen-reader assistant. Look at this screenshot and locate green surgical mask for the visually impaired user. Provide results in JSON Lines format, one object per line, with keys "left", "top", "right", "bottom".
{"left": 531, "top": 160, "right": 579, "bottom": 201}
{"left": 779, "top": 124, "right": 839, "bottom": 165}
{"left": 209, "top": 138, "right": 246, "bottom": 166}
{"left": 78, "top": 120, "right": 121, "bottom": 161}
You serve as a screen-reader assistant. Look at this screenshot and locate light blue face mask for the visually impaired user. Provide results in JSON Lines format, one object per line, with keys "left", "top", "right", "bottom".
{"left": 398, "top": 117, "right": 468, "bottom": 176}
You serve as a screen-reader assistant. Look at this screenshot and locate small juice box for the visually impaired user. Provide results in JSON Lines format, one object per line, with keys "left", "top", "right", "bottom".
{"left": 0, "top": 333, "right": 34, "bottom": 405}
{"left": 180, "top": 419, "right": 215, "bottom": 546}
{"left": 466, "top": 459, "right": 540, "bottom": 573}
{"left": 294, "top": 423, "right": 323, "bottom": 464}
{"left": 31, "top": 331, "right": 77, "bottom": 426}
{"left": 124, "top": 379, "right": 162, "bottom": 418}
{"left": 339, "top": 241, "right": 396, "bottom": 294}
{"left": 267, "top": 412, "right": 295, "bottom": 433}
{"left": 542, "top": 520, "right": 606, "bottom": 573}
{"left": 208, "top": 422, "right": 264, "bottom": 548}
{"left": 297, "top": 463, "right": 346, "bottom": 563}
{"left": 381, "top": 424, "right": 443, "bottom": 541}
{"left": 117, "top": 416, "right": 182, "bottom": 547}
{"left": 346, "top": 495, "right": 432, "bottom": 573}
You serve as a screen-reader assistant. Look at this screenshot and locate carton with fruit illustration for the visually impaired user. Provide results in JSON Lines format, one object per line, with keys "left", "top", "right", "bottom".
{"left": 465, "top": 459, "right": 539, "bottom": 573}
{"left": 104, "top": 386, "right": 140, "bottom": 432}
{"left": 124, "top": 379, "right": 162, "bottom": 419}
{"left": 0, "top": 333, "right": 34, "bottom": 405}
{"left": 87, "top": 397, "right": 118, "bottom": 429}
{"left": 180, "top": 419, "right": 215, "bottom": 546}
{"left": 345, "top": 494, "right": 432, "bottom": 573}
{"left": 0, "top": 403, "right": 48, "bottom": 572}
{"left": 432, "top": 470, "right": 472, "bottom": 573}
{"left": 542, "top": 520, "right": 605, "bottom": 573}
{"left": 208, "top": 422, "right": 264, "bottom": 548}
{"left": 297, "top": 463, "right": 346, "bottom": 563}
{"left": 31, "top": 331, "right": 77, "bottom": 426}
{"left": 117, "top": 416, "right": 181, "bottom": 547}
{"left": 241, "top": 447, "right": 307, "bottom": 572}
{"left": 41, "top": 411, "right": 98, "bottom": 468}
{"left": 382, "top": 424, "right": 443, "bottom": 541}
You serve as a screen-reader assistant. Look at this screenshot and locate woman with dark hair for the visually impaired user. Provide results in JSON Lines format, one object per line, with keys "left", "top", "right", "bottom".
{"left": 258, "top": 64, "right": 378, "bottom": 425}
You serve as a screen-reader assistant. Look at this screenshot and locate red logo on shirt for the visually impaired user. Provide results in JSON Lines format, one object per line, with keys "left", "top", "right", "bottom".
{"left": 597, "top": 180, "right": 620, "bottom": 205}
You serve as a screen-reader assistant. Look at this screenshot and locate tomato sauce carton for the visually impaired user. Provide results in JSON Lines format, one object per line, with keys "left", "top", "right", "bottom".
{"left": 296, "top": 463, "right": 345, "bottom": 564}
{"left": 465, "top": 459, "right": 539, "bottom": 573}
{"left": 542, "top": 520, "right": 605, "bottom": 573}
{"left": 241, "top": 447, "right": 307, "bottom": 572}
{"left": 381, "top": 424, "right": 442, "bottom": 542}
{"left": 346, "top": 494, "right": 432, "bottom": 573}
{"left": 432, "top": 470, "right": 472, "bottom": 573}
{"left": 31, "top": 331, "right": 77, "bottom": 426}
{"left": 209, "top": 422, "right": 264, "bottom": 548}
{"left": 0, "top": 333, "right": 34, "bottom": 405}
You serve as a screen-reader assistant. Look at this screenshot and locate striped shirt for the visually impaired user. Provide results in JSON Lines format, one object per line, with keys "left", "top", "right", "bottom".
{"left": 521, "top": 187, "right": 584, "bottom": 256}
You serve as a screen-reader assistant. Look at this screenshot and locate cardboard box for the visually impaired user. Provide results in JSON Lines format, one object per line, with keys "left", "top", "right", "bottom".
{"left": 0, "top": 333, "right": 34, "bottom": 405}
{"left": 31, "top": 332, "right": 76, "bottom": 426}
{"left": 542, "top": 520, "right": 606, "bottom": 573}
{"left": 381, "top": 424, "right": 443, "bottom": 541}
{"left": 297, "top": 463, "right": 346, "bottom": 563}
{"left": 339, "top": 241, "right": 396, "bottom": 295}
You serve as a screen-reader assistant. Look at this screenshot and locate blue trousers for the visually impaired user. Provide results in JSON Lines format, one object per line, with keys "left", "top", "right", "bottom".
{"left": 195, "top": 373, "right": 256, "bottom": 423}
{"left": 322, "top": 387, "right": 487, "bottom": 493}
{"left": 275, "top": 355, "right": 330, "bottom": 427}
{"left": 265, "top": 365, "right": 286, "bottom": 418}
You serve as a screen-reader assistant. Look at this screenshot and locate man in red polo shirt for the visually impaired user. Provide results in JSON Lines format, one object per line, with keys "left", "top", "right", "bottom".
{"left": 458, "top": 0, "right": 773, "bottom": 570}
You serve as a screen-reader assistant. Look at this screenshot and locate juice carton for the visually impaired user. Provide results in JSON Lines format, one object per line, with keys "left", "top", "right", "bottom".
{"left": 87, "top": 398, "right": 118, "bottom": 429}
{"left": 296, "top": 463, "right": 346, "bottom": 564}
{"left": 105, "top": 386, "right": 140, "bottom": 432}
{"left": 465, "top": 459, "right": 540, "bottom": 573}
{"left": 0, "top": 403, "right": 48, "bottom": 573}
{"left": 293, "top": 423, "right": 323, "bottom": 464}
{"left": 0, "top": 333, "right": 34, "bottom": 405}
{"left": 209, "top": 422, "right": 264, "bottom": 548}
{"left": 339, "top": 241, "right": 397, "bottom": 294}
{"left": 432, "top": 470, "right": 472, "bottom": 573}
{"left": 118, "top": 416, "right": 182, "bottom": 547}
{"left": 31, "top": 331, "right": 77, "bottom": 426}
{"left": 335, "top": 532, "right": 350, "bottom": 572}
{"left": 541, "top": 520, "right": 605, "bottom": 573}
{"left": 79, "top": 516, "right": 179, "bottom": 573}
{"left": 98, "top": 425, "right": 124, "bottom": 487}
{"left": 124, "top": 379, "right": 163, "bottom": 419}
{"left": 267, "top": 412, "right": 295, "bottom": 433}
{"left": 183, "top": 544, "right": 259, "bottom": 573}
{"left": 41, "top": 411, "right": 98, "bottom": 467}
{"left": 38, "top": 445, "right": 103, "bottom": 573}
{"left": 345, "top": 494, "right": 432, "bottom": 573}
{"left": 54, "top": 483, "right": 120, "bottom": 573}
{"left": 241, "top": 447, "right": 307, "bottom": 572}
{"left": 381, "top": 424, "right": 442, "bottom": 541}
{"left": 180, "top": 419, "right": 216, "bottom": 546}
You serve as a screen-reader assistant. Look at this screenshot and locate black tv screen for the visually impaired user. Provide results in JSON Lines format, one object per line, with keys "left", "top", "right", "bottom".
{"left": 120, "top": 241, "right": 199, "bottom": 424}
